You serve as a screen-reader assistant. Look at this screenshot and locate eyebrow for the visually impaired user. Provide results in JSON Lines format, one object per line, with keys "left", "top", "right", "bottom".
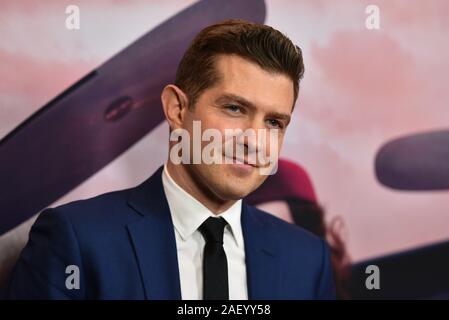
{"left": 215, "top": 93, "right": 291, "bottom": 124}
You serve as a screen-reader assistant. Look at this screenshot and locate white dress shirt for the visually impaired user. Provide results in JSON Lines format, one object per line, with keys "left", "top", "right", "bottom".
{"left": 161, "top": 164, "right": 248, "bottom": 300}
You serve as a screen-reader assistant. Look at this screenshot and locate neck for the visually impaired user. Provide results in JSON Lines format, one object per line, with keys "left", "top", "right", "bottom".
{"left": 166, "top": 161, "right": 236, "bottom": 215}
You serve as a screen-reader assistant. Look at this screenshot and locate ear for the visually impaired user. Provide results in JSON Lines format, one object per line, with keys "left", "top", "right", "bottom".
{"left": 161, "top": 84, "right": 189, "bottom": 130}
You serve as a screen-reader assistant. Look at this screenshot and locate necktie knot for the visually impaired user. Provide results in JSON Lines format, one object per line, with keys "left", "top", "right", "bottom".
{"left": 199, "top": 217, "right": 227, "bottom": 244}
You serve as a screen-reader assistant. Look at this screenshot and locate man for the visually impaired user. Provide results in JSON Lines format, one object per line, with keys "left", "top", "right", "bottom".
{"left": 7, "top": 20, "right": 335, "bottom": 299}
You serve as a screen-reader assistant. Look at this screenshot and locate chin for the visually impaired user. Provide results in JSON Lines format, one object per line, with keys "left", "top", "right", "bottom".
{"left": 216, "top": 182, "right": 257, "bottom": 200}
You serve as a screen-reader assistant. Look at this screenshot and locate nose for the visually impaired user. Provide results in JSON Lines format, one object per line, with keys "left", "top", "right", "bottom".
{"left": 234, "top": 117, "right": 271, "bottom": 163}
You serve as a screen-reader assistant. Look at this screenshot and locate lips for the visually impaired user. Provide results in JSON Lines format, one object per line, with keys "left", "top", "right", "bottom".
{"left": 224, "top": 155, "right": 258, "bottom": 167}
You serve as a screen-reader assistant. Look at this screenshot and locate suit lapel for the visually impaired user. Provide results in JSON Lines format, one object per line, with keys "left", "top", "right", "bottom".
{"left": 126, "top": 166, "right": 182, "bottom": 300}
{"left": 124, "top": 167, "right": 280, "bottom": 300}
{"left": 242, "top": 202, "right": 280, "bottom": 299}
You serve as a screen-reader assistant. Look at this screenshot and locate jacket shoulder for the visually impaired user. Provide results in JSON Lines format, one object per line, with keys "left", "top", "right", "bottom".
{"left": 246, "top": 204, "right": 336, "bottom": 299}
{"left": 249, "top": 204, "right": 324, "bottom": 247}
{"left": 41, "top": 185, "right": 140, "bottom": 231}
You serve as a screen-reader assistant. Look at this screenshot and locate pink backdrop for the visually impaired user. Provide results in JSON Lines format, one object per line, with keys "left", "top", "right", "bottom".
{"left": 1, "top": 0, "right": 449, "bottom": 263}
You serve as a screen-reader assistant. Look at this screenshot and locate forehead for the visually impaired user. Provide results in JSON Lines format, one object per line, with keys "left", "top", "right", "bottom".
{"left": 211, "top": 54, "right": 295, "bottom": 113}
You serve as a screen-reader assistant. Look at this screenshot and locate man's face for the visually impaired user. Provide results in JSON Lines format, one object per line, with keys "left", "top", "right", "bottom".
{"left": 181, "top": 54, "right": 294, "bottom": 201}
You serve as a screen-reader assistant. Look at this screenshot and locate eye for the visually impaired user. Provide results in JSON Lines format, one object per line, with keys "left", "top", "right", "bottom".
{"left": 225, "top": 104, "right": 242, "bottom": 114}
{"left": 266, "top": 119, "right": 283, "bottom": 129}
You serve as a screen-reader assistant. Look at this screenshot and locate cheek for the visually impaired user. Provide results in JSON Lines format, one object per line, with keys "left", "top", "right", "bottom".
{"left": 276, "top": 135, "right": 285, "bottom": 154}
{"left": 201, "top": 114, "right": 245, "bottom": 145}
{"left": 261, "top": 131, "right": 285, "bottom": 156}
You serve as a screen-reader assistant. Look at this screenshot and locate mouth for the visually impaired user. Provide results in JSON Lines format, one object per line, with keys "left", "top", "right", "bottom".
{"left": 223, "top": 155, "right": 258, "bottom": 168}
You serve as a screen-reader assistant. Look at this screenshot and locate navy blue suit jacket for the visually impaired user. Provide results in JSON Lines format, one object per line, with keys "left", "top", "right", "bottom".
{"left": 7, "top": 166, "right": 336, "bottom": 299}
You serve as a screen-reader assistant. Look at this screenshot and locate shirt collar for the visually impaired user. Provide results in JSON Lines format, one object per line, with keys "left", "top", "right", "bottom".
{"left": 162, "top": 163, "right": 243, "bottom": 248}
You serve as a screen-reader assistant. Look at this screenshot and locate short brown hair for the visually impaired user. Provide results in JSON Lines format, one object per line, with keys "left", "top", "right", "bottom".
{"left": 175, "top": 19, "right": 304, "bottom": 108}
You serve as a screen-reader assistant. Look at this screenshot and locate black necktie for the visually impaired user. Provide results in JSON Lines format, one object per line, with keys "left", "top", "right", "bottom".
{"left": 198, "top": 217, "right": 229, "bottom": 300}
